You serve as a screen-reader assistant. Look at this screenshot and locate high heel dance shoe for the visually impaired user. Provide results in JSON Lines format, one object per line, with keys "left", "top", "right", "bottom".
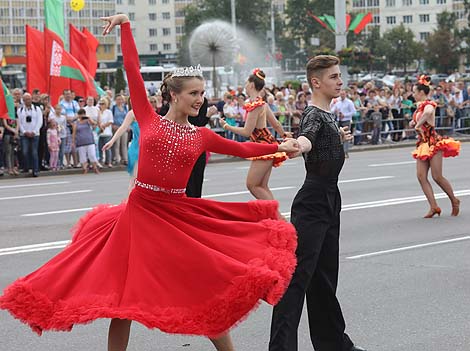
{"left": 451, "top": 198, "right": 460, "bottom": 217}
{"left": 424, "top": 207, "right": 441, "bottom": 218}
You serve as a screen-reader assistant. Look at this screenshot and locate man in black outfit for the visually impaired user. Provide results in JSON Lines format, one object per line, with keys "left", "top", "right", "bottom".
{"left": 269, "top": 55, "right": 366, "bottom": 351}
{"left": 160, "top": 97, "right": 218, "bottom": 198}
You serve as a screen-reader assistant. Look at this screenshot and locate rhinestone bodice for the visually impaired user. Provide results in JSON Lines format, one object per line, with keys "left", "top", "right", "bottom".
{"left": 121, "top": 22, "right": 279, "bottom": 191}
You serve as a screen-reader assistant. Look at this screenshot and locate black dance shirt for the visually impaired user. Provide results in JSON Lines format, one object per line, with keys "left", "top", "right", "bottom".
{"left": 299, "top": 106, "right": 345, "bottom": 179}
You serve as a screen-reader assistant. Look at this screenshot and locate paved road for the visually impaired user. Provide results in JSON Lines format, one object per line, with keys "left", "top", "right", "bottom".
{"left": 0, "top": 144, "right": 469, "bottom": 351}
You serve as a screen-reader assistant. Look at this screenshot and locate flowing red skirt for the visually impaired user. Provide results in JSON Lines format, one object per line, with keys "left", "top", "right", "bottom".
{"left": 0, "top": 187, "right": 297, "bottom": 337}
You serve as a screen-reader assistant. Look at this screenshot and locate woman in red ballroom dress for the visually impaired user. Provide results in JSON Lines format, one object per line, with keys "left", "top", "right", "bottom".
{"left": 0, "top": 15, "right": 299, "bottom": 351}
{"left": 410, "top": 75, "right": 461, "bottom": 218}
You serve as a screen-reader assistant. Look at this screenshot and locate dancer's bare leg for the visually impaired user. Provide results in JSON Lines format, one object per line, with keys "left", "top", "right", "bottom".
{"left": 429, "top": 151, "right": 459, "bottom": 214}
{"left": 416, "top": 159, "right": 438, "bottom": 209}
{"left": 108, "top": 319, "right": 132, "bottom": 351}
{"left": 246, "top": 160, "right": 274, "bottom": 200}
{"left": 209, "top": 333, "right": 235, "bottom": 351}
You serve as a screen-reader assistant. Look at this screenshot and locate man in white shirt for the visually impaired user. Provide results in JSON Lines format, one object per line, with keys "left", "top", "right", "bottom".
{"left": 331, "top": 90, "right": 356, "bottom": 157}
{"left": 18, "top": 93, "right": 43, "bottom": 176}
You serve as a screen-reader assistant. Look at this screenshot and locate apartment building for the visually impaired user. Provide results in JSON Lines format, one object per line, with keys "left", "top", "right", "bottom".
{"left": 0, "top": 0, "right": 117, "bottom": 64}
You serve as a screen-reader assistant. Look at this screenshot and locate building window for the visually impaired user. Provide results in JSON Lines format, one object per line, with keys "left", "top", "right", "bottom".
{"left": 176, "top": 42, "right": 181, "bottom": 49}
{"left": 103, "top": 45, "right": 113, "bottom": 53}
{"left": 402, "top": 0, "right": 412, "bottom": 5}
{"left": 386, "top": 0, "right": 395, "bottom": 6}
{"left": 13, "top": 26, "right": 25, "bottom": 35}
{"left": 175, "top": 10, "right": 185, "bottom": 17}
{"left": 420, "top": 32, "right": 430, "bottom": 40}
{"left": 367, "top": 0, "right": 379, "bottom": 6}
{"left": 0, "top": 8, "right": 10, "bottom": 17}
{"left": 436, "top": 0, "right": 446, "bottom": 3}
{"left": 419, "top": 0, "right": 428, "bottom": 3}
{"left": 128, "top": 12, "right": 135, "bottom": 21}
{"left": 176, "top": 26, "right": 184, "bottom": 34}
{"left": 162, "top": 12, "right": 171, "bottom": 19}
{"left": 386, "top": 16, "right": 396, "bottom": 24}
{"left": 403, "top": 15, "right": 412, "bottom": 23}
{"left": 117, "top": 44, "right": 121, "bottom": 53}
{"left": 128, "top": 0, "right": 135, "bottom": 5}
{"left": 373, "top": 15, "right": 380, "bottom": 23}
{"left": 150, "top": 44, "right": 158, "bottom": 51}
{"left": 149, "top": 28, "right": 158, "bottom": 36}
{"left": 162, "top": 0, "right": 169, "bottom": 3}
{"left": 149, "top": 0, "right": 156, "bottom": 4}
{"left": 116, "top": 0, "right": 122, "bottom": 4}
{"left": 163, "top": 43, "right": 171, "bottom": 51}
{"left": 0, "top": 26, "right": 9, "bottom": 35}
{"left": 419, "top": 14, "right": 430, "bottom": 22}
{"left": 149, "top": 13, "right": 157, "bottom": 21}
{"left": 163, "top": 28, "right": 171, "bottom": 36}
{"left": 353, "top": 0, "right": 366, "bottom": 7}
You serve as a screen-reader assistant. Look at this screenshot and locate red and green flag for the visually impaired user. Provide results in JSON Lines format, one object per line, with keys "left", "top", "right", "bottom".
{"left": 0, "top": 77, "right": 15, "bottom": 120}
{"left": 44, "top": 0, "right": 65, "bottom": 44}
{"left": 82, "top": 27, "right": 100, "bottom": 77}
{"left": 49, "top": 39, "right": 97, "bottom": 97}
{"left": 349, "top": 13, "right": 373, "bottom": 34}
{"left": 26, "top": 25, "right": 47, "bottom": 93}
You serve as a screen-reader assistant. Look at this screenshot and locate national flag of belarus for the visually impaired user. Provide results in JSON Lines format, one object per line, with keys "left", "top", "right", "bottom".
{"left": 0, "top": 77, "right": 16, "bottom": 120}
{"left": 49, "top": 40, "right": 97, "bottom": 97}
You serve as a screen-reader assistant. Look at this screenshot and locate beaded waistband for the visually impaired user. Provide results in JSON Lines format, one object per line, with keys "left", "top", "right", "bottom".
{"left": 134, "top": 179, "right": 186, "bottom": 195}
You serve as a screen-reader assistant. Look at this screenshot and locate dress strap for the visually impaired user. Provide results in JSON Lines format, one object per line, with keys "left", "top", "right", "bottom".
{"left": 243, "top": 97, "right": 265, "bottom": 112}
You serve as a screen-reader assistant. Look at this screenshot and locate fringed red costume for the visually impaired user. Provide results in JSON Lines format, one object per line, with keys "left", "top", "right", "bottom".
{"left": 412, "top": 100, "right": 460, "bottom": 160}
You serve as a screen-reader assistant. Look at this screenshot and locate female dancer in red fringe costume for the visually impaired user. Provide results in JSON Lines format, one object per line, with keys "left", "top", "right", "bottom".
{"left": 0, "top": 15, "right": 299, "bottom": 351}
{"left": 219, "top": 69, "right": 292, "bottom": 216}
{"left": 410, "top": 75, "right": 461, "bottom": 218}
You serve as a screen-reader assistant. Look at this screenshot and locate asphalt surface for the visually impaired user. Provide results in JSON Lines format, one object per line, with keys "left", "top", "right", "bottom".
{"left": 0, "top": 144, "right": 469, "bottom": 351}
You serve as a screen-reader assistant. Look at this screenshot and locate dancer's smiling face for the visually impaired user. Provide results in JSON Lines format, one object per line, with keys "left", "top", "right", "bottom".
{"left": 170, "top": 78, "right": 205, "bottom": 116}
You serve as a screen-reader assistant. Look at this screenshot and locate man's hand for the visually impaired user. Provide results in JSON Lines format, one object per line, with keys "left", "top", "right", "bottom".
{"left": 100, "top": 14, "right": 130, "bottom": 36}
{"left": 278, "top": 138, "right": 300, "bottom": 155}
{"left": 339, "top": 126, "right": 352, "bottom": 142}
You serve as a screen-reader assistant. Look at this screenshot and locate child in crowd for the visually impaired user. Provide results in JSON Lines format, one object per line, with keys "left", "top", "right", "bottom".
{"left": 371, "top": 104, "right": 383, "bottom": 145}
{"left": 47, "top": 120, "right": 61, "bottom": 171}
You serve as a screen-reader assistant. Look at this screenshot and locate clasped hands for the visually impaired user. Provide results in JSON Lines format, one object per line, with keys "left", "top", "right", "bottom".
{"left": 279, "top": 138, "right": 301, "bottom": 158}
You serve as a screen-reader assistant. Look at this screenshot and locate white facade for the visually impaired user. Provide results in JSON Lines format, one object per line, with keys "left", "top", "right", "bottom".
{"left": 348, "top": 0, "right": 466, "bottom": 41}
{"left": 116, "top": 0, "right": 196, "bottom": 64}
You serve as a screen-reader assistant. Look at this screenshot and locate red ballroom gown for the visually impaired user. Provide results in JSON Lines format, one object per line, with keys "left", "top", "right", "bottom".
{"left": 0, "top": 22, "right": 297, "bottom": 338}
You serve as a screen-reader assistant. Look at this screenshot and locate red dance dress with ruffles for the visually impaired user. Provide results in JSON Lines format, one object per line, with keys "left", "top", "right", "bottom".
{"left": 0, "top": 22, "right": 297, "bottom": 338}
{"left": 412, "top": 100, "right": 460, "bottom": 160}
{"left": 245, "top": 98, "right": 288, "bottom": 167}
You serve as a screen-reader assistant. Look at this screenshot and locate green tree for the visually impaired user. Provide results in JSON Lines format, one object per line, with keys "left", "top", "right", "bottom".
{"left": 383, "top": 24, "right": 423, "bottom": 73}
{"left": 115, "top": 67, "right": 127, "bottom": 95}
{"left": 100, "top": 71, "right": 107, "bottom": 89}
{"left": 425, "top": 11, "right": 460, "bottom": 73}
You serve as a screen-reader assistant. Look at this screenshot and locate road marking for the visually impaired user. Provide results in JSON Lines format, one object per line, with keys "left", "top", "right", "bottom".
{"left": 203, "top": 186, "right": 295, "bottom": 198}
{"left": 368, "top": 161, "right": 415, "bottom": 167}
{"left": 0, "top": 240, "right": 70, "bottom": 256}
{"left": 235, "top": 164, "right": 297, "bottom": 170}
{"left": 280, "top": 189, "right": 470, "bottom": 217}
{"left": 22, "top": 207, "right": 93, "bottom": 217}
{"left": 339, "top": 176, "right": 394, "bottom": 183}
{"left": 346, "top": 236, "right": 470, "bottom": 260}
{"left": 0, "top": 190, "right": 91, "bottom": 201}
{"left": 0, "top": 181, "right": 70, "bottom": 189}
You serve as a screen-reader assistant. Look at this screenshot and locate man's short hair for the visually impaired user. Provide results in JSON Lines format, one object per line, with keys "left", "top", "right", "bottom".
{"left": 306, "top": 55, "right": 340, "bottom": 88}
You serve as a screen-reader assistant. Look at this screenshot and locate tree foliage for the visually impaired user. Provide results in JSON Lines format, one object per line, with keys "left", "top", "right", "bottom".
{"left": 425, "top": 12, "right": 460, "bottom": 73}
{"left": 383, "top": 24, "right": 423, "bottom": 73}
{"left": 115, "top": 68, "right": 127, "bottom": 95}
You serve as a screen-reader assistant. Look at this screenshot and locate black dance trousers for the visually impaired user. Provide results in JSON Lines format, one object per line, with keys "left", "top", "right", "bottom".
{"left": 185, "top": 152, "right": 206, "bottom": 199}
{"left": 270, "top": 176, "right": 353, "bottom": 351}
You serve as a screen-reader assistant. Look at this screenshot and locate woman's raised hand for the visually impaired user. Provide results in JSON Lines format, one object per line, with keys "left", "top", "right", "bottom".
{"left": 100, "top": 14, "right": 130, "bottom": 36}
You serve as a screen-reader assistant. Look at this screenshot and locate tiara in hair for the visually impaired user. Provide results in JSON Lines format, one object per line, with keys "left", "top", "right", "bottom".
{"left": 172, "top": 64, "right": 203, "bottom": 78}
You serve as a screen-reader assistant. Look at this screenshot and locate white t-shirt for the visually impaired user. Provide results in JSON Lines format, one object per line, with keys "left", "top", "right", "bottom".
{"left": 84, "top": 105, "right": 100, "bottom": 124}
{"left": 48, "top": 112, "right": 68, "bottom": 139}
{"left": 99, "top": 109, "right": 114, "bottom": 136}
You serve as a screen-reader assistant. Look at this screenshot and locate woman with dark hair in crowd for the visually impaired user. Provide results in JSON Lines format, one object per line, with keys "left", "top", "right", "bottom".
{"left": 0, "top": 14, "right": 299, "bottom": 351}
{"left": 219, "top": 69, "right": 292, "bottom": 219}
{"left": 410, "top": 75, "right": 461, "bottom": 218}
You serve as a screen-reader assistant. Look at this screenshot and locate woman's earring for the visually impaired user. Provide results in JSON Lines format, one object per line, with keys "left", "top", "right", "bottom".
{"left": 174, "top": 98, "right": 178, "bottom": 104}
